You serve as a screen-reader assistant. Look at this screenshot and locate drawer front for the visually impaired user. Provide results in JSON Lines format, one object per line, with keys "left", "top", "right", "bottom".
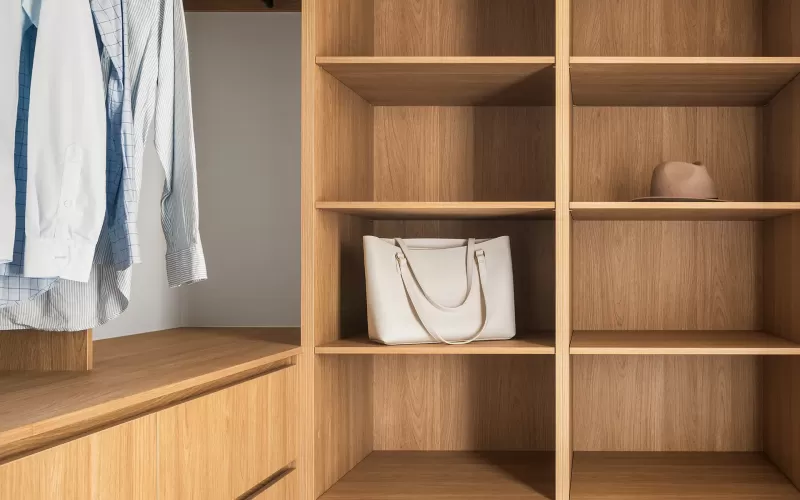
{"left": 158, "top": 363, "right": 297, "bottom": 500}
{"left": 251, "top": 469, "right": 298, "bottom": 500}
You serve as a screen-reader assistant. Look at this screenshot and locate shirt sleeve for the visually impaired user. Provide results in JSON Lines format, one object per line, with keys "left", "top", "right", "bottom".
{"left": 153, "top": 0, "right": 207, "bottom": 288}
{"left": 0, "top": 4, "right": 22, "bottom": 264}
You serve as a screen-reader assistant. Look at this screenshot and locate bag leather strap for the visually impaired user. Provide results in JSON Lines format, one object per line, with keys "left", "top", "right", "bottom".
{"left": 395, "top": 241, "right": 490, "bottom": 345}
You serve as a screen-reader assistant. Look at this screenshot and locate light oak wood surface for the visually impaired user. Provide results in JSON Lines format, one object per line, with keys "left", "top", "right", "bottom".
{"left": 572, "top": 107, "right": 762, "bottom": 203}
{"left": 573, "top": 221, "right": 761, "bottom": 331}
{"left": 372, "top": 0, "right": 554, "bottom": 57}
{"left": 572, "top": 0, "right": 762, "bottom": 57}
{"left": 571, "top": 330, "right": 800, "bottom": 355}
{"left": 316, "top": 201, "right": 555, "bottom": 220}
{"left": 319, "top": 451, "right": 555, "bottom": 499}
{"left": 573, "top": 355, "right": 761, "bottom": 452}
{"left": 0, "top": 327, "right": 299, "bottom": 463}
{"left": 316, "top": 333, "right": 555, "bottom": 355}
{"left": 571, "top": 58, "right": 800, "bottom": 106}
{"left": 764, "top": 0, "right": 800, "bottom": 57}
{"left": 765, "top": 77, "right": 800, "bottom": 202}
{"left": 0, "top": 417, "right": 157, "bottom": 500}
{"left": 373, "top": 356, "right": 554, "bottom": 451}
{"left": 90, "top": 415, "right": 157, "bottom": 500}
{"left": 158, "top": 365, "right": 297, "bottom": 500}
{"left": 572, "top": 452, "right": 800, "bottom": 499}
{"left": 318, "top": 57, "right": 555, "bottom": 105}
{"left": 372, "top": 106, "right": 555, "bottom": 203}
{"left": 571, "top": 202, "right": 800, "bottom": 220}
{"left": 0, "top": 329, "right": 92, "bottom": 371}
{"left": 250, "top": 469, "right": 298, "bottom": 500}
{"left": 183, "top": 0, "right": 300, "bottom": 11}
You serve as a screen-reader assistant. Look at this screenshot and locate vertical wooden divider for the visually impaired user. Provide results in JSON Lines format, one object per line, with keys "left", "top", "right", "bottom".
{"left": 555, "top": 0, "right": 572, "bottom": 498}
{"left": 0, "top": 330, "right": 93, "bottom": 371}
{"left": 299, "top": 0, "right": 316, "bottom": 498}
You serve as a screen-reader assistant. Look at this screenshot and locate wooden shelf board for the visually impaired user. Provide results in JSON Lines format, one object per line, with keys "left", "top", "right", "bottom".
{"left": 0, "top": 327, "right": 300, "bottom": 463}
{"left": 317, "top": 333, "right": 555, "bottom": 355}
{"left": 572, "top": 452, "right": 800, "bottom": 499}
{"left": 317, "top": 57, "right": 556, "bottom": 106}
{"left": 571, "top": 330, "right": 800, "bottom": 355}
{"left": 316, "top": 201, "right": 556, "bottom": 220}
{"left": 571, "top": 57, "right": 800, "bottom": 106}
{"left": 570, "top": 202, "right": 800, "bottom": 221}
{"left": 319, "top": 451, "right": 555, "bottom": 500}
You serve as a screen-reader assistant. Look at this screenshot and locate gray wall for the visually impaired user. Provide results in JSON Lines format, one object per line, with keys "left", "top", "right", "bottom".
{"left": 95, "top": 13, "right": 301, "bottom": 339}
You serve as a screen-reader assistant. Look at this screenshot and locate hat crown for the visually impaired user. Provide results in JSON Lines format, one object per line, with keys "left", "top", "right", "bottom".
{"left": 650, "top": 161, "right": 718, "bottom": 199}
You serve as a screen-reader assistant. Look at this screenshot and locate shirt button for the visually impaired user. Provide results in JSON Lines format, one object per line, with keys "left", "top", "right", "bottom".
{"left": 63, "top": 200, "right": 73, "bottom": 208}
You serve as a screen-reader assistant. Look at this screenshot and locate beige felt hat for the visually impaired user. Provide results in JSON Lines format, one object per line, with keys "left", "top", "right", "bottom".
{"left": 633, "top": 161, "right": 723, "bottom": 202}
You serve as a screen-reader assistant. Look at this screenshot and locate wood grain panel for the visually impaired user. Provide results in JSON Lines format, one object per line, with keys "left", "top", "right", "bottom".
{"left": 572, "top": 107, "right": 762, "bottom": 202}
{"left": 318, "top": 57, "right": 555, "bottom": 106}
{"left": 374, "top": 356, "right": 555, "bottom": 451}
{"left": 250, "top": 469, "right": 298, "bottom": 500}
{"left": 570, "top": 58, "right": 800, "bottom": 106}
{"left": 571, "top": 201, "right": 800, "bottom": 221}
{"left": 158, "top": 365, "right": 297, "bottom": 500}
{"left": 319, "top": 451, "right": 555, "bottom": 499}
{"left": 765, "top": 78, "right": 800, "bottom": 202}
{"left": 315, "top": 0, "right": 373, "bottom": 56}
{"left": 572, "top": 0, "right": 762, "bottom": 57}
{"left": 572, "top": 452, "right": 800, "bottom": 499}
{"left": 0, "top": 329, "right": 91, "bottom": 371}
{"left": 764, "top": 0, "right": 800, "bottom": 56}
{"left": 573, "top": 355, "right": 762, "bottom": 452}
{"left": 373, "top": 0, "right": 554, "bottom": 57}
{"left": 317, "top": 201, "right": 555, "bottom": 219}
{"left": 315, "top": 356, "right": 373, "bottom": 497}
{"left": 764, "top": 212, "right": 800, "bottom": 490}
{"left": 315, "top": 70, "right": 373, "bottom": 202}
{"left": 374, "top": 107, "right": 555, "bottom": 202}
{"left": 374, "top": 220, "right": 555, "bottom": 333}
{"left": 573, "top": 221, "right": 761, "bottom": 331}
{"left": 184, "top": 0, "right": 300, "bottom": 11}
{"left": 571, "top": 330, "right": 800, "bottom": 355}
{"left": 90, "top": 416, "right": 157, "bottom": 500}
{"left": 0, "top": 328, "right": 299, "bottom": 464}
{"left": 0, "top": 438, "right": 89, "bottom": 499}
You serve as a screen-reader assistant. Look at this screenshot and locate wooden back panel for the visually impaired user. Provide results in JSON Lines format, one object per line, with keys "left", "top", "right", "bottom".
{"left": 572, "top": 107, "right": 763, "bottom": 202}
{"left": 572, "top": 0, "right": 762, "bottom": 56}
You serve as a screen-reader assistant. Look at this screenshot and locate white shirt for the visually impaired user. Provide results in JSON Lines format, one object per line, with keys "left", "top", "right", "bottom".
{"left": 0, "top": 0, "right": 107, "bottom": 282}
{"left": 23, "top": 0, "right": 107, "bottom": 282}
{"left": 0, "top": 3, "right": 23, "bottom": 264}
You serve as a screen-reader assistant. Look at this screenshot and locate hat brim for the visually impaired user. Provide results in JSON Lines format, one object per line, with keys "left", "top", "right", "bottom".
{"left": 632, "top": 197, "right": 727, "bottom": 202}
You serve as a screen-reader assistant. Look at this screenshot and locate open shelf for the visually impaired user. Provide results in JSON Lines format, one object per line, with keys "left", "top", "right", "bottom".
{"left": 571, "top": 330, "right": 800, "bottom": 355}
{"left": 570, "top": 57, "right": 800, "bottom": 106}
{"left": 570, "top": 202, "right": 800, "bottom": 221}
{"left": 317, "top": 332, "right": 555, "bottom": 355}
{"left": 318, "top": 57, "right": 555, "bottom": 106}
{"left": 319, "top": 451, "right": 555, "bottom": 500}
{"left": 317, "top": 201, "right": 555, "bottom": 220}
{"left": 572, "top": 452, "right": 800, "bottom": 500}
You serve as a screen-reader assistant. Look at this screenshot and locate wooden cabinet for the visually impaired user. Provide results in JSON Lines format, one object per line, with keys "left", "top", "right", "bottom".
{"left": 158, "top": 363, "right": 297, "bottom": 500}
{"left": 251, "top": 469, "right": 298, "bottom": 500}
{"left": 0, "top": 416, "right": 156, "bottom": 500}
{"left": 301, "top": 0, "right": 800, "bottom": 499}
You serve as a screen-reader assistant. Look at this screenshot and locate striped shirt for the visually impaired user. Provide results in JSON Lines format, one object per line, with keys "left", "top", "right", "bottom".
{"left": 0, "top": 0, "right": 206, "bottom": 330}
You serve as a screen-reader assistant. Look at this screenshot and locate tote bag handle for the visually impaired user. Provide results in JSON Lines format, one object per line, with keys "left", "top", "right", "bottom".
{"left": 394, "top": 238, "right": 491, "bottom": 345}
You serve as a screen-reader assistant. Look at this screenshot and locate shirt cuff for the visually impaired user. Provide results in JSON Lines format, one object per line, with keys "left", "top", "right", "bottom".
{"left": 24, "top": 236, "right": 95, "bottom": 282}
{"left": 165, "top": 243, "right": 208, "bottom": 288}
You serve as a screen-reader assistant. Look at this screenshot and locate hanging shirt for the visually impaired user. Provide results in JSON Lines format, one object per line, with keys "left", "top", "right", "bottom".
{"left": 0, "top": 3, "right": 23, "bottom": 265}
{"left": 23, "top": 0, "right": 107, "bottom": 282}
{"left": 0, "top": 0, "right": 207, "bottom": 329}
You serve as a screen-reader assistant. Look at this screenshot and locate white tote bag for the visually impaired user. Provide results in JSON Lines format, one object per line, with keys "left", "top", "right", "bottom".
{"left": 363, "top": 236, "right": 516, "bottom": 345}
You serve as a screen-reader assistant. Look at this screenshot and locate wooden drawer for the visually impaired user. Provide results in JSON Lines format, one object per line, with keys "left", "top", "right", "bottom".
{"left": 250, "top": 469, "right": 298, "bottom": 500}
{"left": 158, "top": 363, "right": 297, "bottom": 500}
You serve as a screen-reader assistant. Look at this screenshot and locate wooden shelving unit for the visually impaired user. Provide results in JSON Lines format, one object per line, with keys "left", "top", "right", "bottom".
{"left": 301, "top": 0, "right": 800, "bottom": 499}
